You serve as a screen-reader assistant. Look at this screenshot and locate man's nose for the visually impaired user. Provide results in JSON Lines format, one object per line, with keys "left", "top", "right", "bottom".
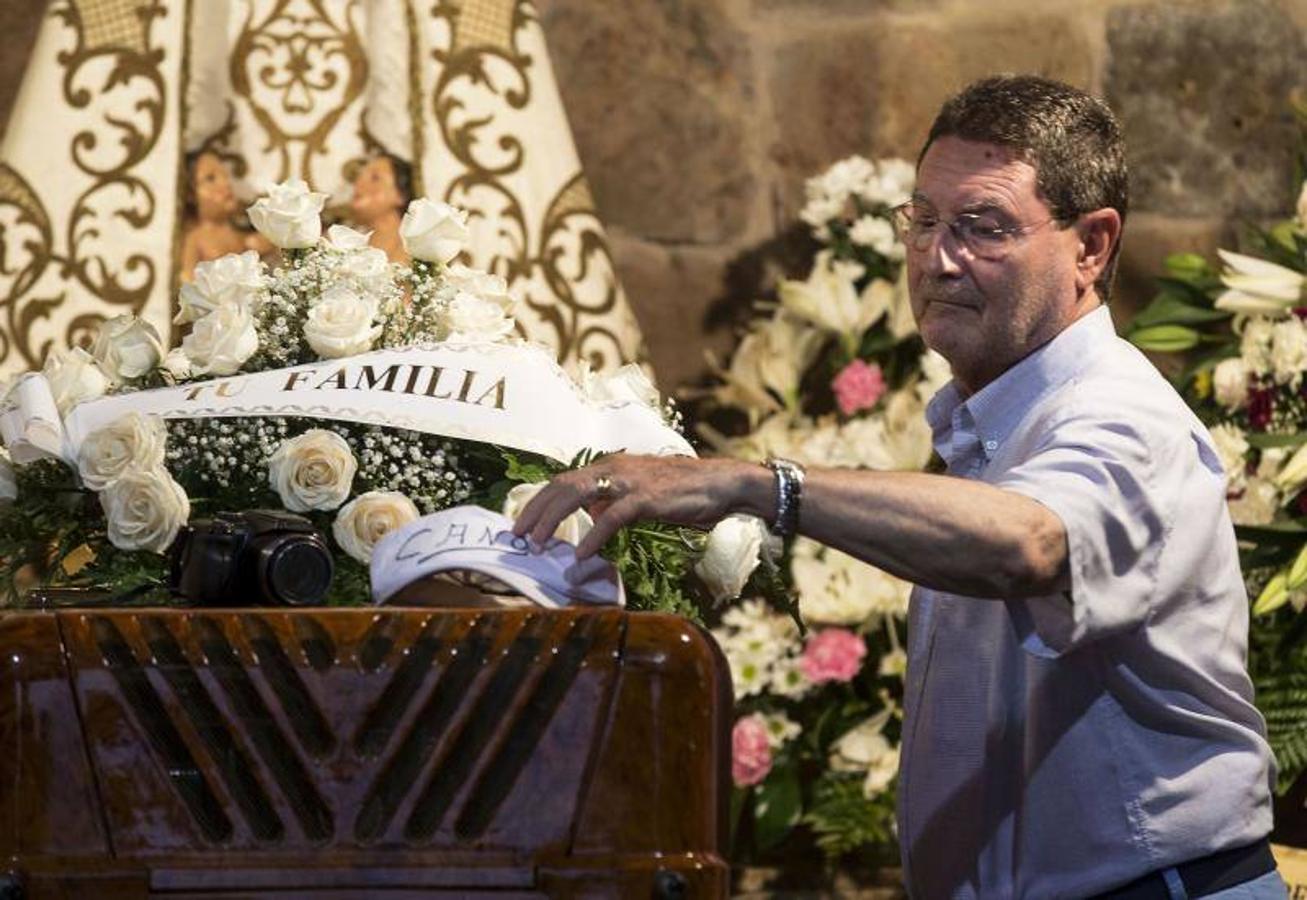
{"left": 919, "top": 226, "right": 966, "bottom": 278}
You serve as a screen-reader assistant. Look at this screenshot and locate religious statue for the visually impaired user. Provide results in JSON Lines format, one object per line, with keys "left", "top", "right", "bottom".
{"left": 179, "top": 152, "right": 270, "bottom": 281}
{"left": 350, "top": 154, "right": 413, "bottom": 264}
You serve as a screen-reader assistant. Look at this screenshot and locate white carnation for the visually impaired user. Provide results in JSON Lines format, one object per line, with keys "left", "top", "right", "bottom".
{"left": 1239, "top": 317, "right": 1276, "bottom": 376}
{"left": 176, "top": 250, "right": 263, "bottom": 324}
{"left": 332, "top": 490, "right": 420, "bottom": 564}
{"left": 1212, "top": 357, "right": 1249, "bottom": 410}
{"left": 247, "top": 179, "right": 327, "bottom": 249}
{"left": 1229, "top": 475, "right": 1280, "bottom": 526}
{"left": 99, "top": 466, "right": 190, "bottom": 553}
{"left": 694, "top": 514, "right": 772, "bottom": 603}
{"left": 182, "top": 302, "right": 258, "bottom": 376}
{"left": 849, "top": 215, "right": 898, "bottom": 257}
{"left": 91, "top": 314, "right": 164, "bottom": 383}
{"left": 1270, "top": 317, "right": 1307, "bottom": 386}
{"left": 78, "top": 412, "right": 167, "bottom": 491}
{"left": 1207, "top": 423, "right": 1250, "bottom": 494}
{"left": 792, "top": 538, "right": 910, "bottom": 625}
{"left": 43, "top": 346, "right": 110, "bottom": 416}
{"left": 268, "top": 429, "right": 357, "bottom": 512}
{"left": 303, "top": 285, "right": 381, "bottom": 359}
{"left": 400, "top": 198, "right": 469, "bottom": 264}
{"left": 501, "top": 481, "right": 593, "bottom": 545}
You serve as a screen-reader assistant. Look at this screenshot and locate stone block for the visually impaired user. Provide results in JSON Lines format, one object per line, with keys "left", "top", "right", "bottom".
{"left": 538, "top": 0, "right": 758, "bottom": 244}
{"left": 1106, "top": 0, "right": 1307, "bottom": 218}
{"left": 768, "top": 12, "right": 1095, "bottom": 220}
{"left": 607, "top": 232, "right": 741, "bottom": 392}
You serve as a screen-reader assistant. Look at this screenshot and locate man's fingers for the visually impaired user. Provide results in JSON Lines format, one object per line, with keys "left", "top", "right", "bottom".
{"left": 575, "top": 497, "right": 642, "bottom": 559}
{"left": 510, "top": 479, "right": 562, "bottom": 536}
{"left": 528, "top": 482, "right": 591, "bottom": 547}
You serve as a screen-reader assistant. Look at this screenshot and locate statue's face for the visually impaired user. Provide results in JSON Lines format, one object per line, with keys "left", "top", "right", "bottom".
{"left": 351, "top": 156, "right": 404, "bottom": 223}
{"left": 194, "top": 153, "right": 237, "bottom": 220}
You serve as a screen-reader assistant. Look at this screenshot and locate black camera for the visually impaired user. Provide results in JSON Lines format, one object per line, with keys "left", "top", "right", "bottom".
{"left": 168, "top": 510, "right": 334, "bottom": 606}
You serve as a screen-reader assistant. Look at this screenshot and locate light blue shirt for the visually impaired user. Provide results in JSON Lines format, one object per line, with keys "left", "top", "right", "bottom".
{"left": 898, "top": 306, "right": 1275, "bottom": 899}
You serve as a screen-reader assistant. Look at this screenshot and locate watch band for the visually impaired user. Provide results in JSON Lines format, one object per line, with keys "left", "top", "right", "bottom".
{"left": 764, "top": 457, "right": 806, "bottom": 539}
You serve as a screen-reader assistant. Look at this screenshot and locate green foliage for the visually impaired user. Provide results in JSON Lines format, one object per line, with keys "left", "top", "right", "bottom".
{"left": 804, "top": 772, "right": 897, "bottom": 857}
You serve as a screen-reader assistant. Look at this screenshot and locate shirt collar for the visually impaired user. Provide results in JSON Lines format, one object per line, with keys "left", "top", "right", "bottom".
{"left": 926, "top": 305, "right": 1116, "bottom": 464}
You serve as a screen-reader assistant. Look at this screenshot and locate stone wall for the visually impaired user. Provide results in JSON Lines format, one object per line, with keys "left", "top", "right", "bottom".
{"left": 536, "top": 0, "right": 1307, "bottom": 391}
{"left": 0, "top": 0, "right": 1302, "bottom": 394}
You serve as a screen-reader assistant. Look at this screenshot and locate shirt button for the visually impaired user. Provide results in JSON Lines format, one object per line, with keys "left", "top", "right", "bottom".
{"left": 984, "top": 440, "right": 998, "bottom": 451}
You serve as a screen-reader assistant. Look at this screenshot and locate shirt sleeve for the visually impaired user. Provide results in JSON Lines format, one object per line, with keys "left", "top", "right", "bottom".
{"left": 994, "top": 412, "right": 1169, "bottom": 658}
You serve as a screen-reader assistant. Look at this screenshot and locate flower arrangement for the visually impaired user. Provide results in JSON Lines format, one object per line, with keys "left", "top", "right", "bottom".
{"left": 697, "top": 156, "right": 950, "bottom": 863}
{"left": 1125, "top": 173, "right": 1307, "bottom": 788}
{"left": 0, "top": 180, "right": 777, "bottom": 618}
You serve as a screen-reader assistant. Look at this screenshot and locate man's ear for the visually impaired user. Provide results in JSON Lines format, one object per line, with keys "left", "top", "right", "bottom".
{"left": 1074, "top": 208, "right": 1122, "bottom": 294}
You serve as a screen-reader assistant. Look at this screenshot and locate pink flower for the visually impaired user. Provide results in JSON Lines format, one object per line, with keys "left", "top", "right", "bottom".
{"left": 732, "top": 714, "right": 773, "bottom": 787}
{"left": 800, "top": 628, "right": 867, "bottom": 684}
{"left": 831, "top": 359, "right": 887, "bottom": 417}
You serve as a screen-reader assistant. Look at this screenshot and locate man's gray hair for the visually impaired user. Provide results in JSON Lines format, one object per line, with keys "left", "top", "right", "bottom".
{"left": 921, "top": 75, "right": 1129, "bottom": 300}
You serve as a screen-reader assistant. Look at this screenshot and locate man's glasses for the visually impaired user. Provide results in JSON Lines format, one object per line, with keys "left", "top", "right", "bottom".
{"left": 890, "top": 202, "right": 1062, "bottom": 261}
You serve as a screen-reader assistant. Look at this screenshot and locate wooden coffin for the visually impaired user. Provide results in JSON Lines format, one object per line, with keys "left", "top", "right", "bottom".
{"left": 0, "top": 606, "right": 731, "bottom": 899}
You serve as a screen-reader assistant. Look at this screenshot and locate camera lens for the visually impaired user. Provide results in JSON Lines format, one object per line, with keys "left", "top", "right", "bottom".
{"left": 262, "top": 538, "right": 334, "bottom": 606}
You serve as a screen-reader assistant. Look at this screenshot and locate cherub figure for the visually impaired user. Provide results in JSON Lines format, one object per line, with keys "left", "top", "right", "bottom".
{"left": 179, "top": 152, "right": 270, "bottom": 280}
{"left": 350, "top": 153, "right": 413, "bottom": 264}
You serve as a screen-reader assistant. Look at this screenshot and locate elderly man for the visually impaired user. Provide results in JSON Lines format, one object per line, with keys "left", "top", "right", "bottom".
{"left": 513, "top": 75, "right": 1282, "bottom": 898}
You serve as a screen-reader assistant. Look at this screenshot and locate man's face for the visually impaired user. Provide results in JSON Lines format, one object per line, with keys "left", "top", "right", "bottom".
{"left": 351, "top": 157, "right": 404, "bottom": 223}
{"left": 906, "top": 136, "right": 1086, "bottom": 394}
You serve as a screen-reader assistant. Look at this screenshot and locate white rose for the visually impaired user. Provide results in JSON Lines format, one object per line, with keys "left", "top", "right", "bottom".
{"left": 1271, "top": 317, "right": 1307, "bottom": 386}
{"left": 582, "top": 362, "right": 661, "bottom": 410}
{"left": 92, "top": 314, "right": 164, "bottom": 383}
{"left": 1208, "top": 423, "right": 1250, "bottom": 494}
{"left": 303, "top": 285, "right": 381, "bottom": 359}
{"left": 0, "top": 450, "right": 15, "bottom": 501}
{"left": 400, "top": 198, "right": 469, "bottom": 264}
{"left": 247, "top": 179, "right": 327, "bottom": 249}
{"left": 332, "top": 490, "right": 420, "bottom": 564}
{"left": 694, "top": 514, "right": 770, "bottom": 602}
{"left": 43, "top": 346, "right": 110, "bottom": 416}
{"left": 99, "top": 466, "right": 190, "bottom": 553}
{"left": 161, "top": 347, "right": 192, "bottom": 381}
{"left": 182, "top": 302, "right": 259, "bottom": 376}
{"left": 1212, "top": 357, "right": 1249, "bottom": 410}
{"left": 501, "top": 482, "right": 593, "bottom": 545}
{"left": 268, "top": 429, "right": 357, "bottom": 512}
{"left": 78, "top": 412, "right": 167, "bottom": 491}
{"left": 444, "top": 263, "right": 514, "bottom": 307}
{"left": 176, "top": 250, "right": 263, "bottom": 324}
{"left": 326, "top": 224, "right": 372, "bottom": 251}
{"left": 444, "top": 290, "right": 515, "bottom": 343}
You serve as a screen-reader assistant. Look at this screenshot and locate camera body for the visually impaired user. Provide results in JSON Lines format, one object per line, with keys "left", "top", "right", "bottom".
{"left": 168, "top": 510, "right": 334, "bottom": 606}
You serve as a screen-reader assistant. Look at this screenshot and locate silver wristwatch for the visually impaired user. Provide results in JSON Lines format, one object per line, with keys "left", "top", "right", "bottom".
{"left": 763, "top": 457, "right": 806, "bottom": 539}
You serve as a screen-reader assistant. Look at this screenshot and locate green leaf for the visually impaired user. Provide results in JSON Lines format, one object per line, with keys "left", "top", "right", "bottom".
{"left": 752, "top": 766, "right": 802, "bottom": 851}
{"left": 1245, "top": 432, "right": 1307, "bottom": 450}
{"left": 1290, "top": 544, "right": 1307, "bottom": 592}
{"left": 1254, "top": 571, "right": 1291, "bottom": 616}
{"left": 1128, "top": 292, "right": 1228, "bottom": 330}
{"left": 1164, "top": 252, "right": 1213, "bottom": 279}
{"left": 1128, "top": 324, "right": 1200, "bottom": 353}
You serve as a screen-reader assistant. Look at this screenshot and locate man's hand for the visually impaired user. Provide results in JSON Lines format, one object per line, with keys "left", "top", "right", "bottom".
{"left": 510, "top": 454, "right": 771, "bottom": 559}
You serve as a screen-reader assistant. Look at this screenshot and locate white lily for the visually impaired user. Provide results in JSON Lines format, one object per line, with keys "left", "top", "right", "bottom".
{"left": 1214, "top": 250, "right": 1305, "bottom": 315}
{"left": 779, "top": 250, "right": 886, "bottom": 337}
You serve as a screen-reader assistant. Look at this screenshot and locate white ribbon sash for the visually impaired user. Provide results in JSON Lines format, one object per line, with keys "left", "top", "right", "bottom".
{"left": 44, "top": 342, "right": 692, "bottom": 464}
{"left": 370, "top": 506, "right": 625, "bottom": 608}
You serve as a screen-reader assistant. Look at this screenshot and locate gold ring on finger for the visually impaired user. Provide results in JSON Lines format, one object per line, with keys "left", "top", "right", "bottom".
{"left": 594, "top": 475, "right": 616, "bottom": 499}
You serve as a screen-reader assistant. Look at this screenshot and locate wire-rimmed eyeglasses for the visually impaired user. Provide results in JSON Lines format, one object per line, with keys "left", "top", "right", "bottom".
{"left": 890, "top": 202, "right": 1063, "bottom": 261}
